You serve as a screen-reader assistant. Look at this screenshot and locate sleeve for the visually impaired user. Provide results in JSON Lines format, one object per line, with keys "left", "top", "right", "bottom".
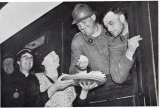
{"left": 109, "top": 40, "right": 134, "bottom": 84}
{"left": 26, "top": 75, "right": 49, "bottom": 107}
{"left": 72, "top": 86, "right": 89, "bottom": 107}
{"left": 69, "top": 37, "right": 84, "bottom": 74}
{"left": 1, "top": 82, "right": 9, "bottom": 106}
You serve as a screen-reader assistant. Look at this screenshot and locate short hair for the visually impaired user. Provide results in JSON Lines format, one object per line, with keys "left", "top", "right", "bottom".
{"left": 108, "top": 7, "right": 125, "bottom": 15}
{"left": 102, "top": 7, "right": 128, "bottom": 21}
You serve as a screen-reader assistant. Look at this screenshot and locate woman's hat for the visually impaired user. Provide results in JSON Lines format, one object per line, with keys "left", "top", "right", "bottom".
{"left": 2, "top": 54, "right": 15, "bottom": 62}
{"left": 36, "top": 44, "right": 55, "bottom": 64}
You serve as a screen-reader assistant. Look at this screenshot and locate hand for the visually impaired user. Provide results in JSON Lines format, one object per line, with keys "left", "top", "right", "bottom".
{"left": 79, "top": 81, "right": 98, "bottom": 99}
{"left": 77, "top": 55, "right": 89, "bottom": 70}
{"left": 79, "top": 81, "right": 98, "bottom": 93}
{"left": 126, "top": 35, "right": 142, "bottom": 58}
{"left": 52, "top": 74, "right": 74, "bottom": 91}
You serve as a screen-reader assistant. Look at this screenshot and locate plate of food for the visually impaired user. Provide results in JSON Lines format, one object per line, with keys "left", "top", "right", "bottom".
{"left": 62, "top": 71, "right": 107, "bottom": 86}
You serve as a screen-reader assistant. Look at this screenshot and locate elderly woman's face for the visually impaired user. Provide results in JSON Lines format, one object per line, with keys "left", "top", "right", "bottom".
{"left": 43, "top": 51, "right": 60, "bottom": 68}
{"left": 3, "top": 58, "right": 14, "bottom": 74}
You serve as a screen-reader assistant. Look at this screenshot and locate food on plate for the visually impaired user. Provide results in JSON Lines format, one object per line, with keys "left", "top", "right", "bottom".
{"left": 76, "top": 70, "right": 106, "bottom": 78}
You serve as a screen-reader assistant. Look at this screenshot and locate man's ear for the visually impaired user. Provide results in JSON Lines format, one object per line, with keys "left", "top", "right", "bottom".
{"left": 119, "top": 14, "right": 125, "bottom": 23}
{"left": 42, "top": 60, "right": 44, "bottom": 65}
{"left": 91, "top": 14, "right": 96, "bottom": 21}
{"left": 17, "top": 61, "right": 20, "bottom": 65}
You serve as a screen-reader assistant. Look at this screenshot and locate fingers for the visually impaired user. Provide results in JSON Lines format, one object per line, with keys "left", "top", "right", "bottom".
{"left": 57, "top": 75, "right": 74, "bottom": 84}
{"left": 79, "top": 82, "right": 85, "bottom": 88}
{"left": 58, "top": 74, "right": 68, "bottom": 81}
{"left": 59, "top": 80, "right": 74, "bottom": 89}
{"left": 77, "top": 55, "right": 89, "bottom": 69}
{"left": 58, "top": 75, "right": 65, "bottom": 80}
{"left": 62, "top": 82, "right": 73, "bottom": 88}
{"left": 61, "top": 73, "right": 70, "bottom": 78}
{"left": 79, "top": 81, "right": 89, "bottom": 89}
{"left": 89, "top": 82, "right": 98, "bottom": 89}
{"left": 128, "top": 35, "right": 143, "bottom": 42}
{"left": 80, "top": 81, "right": 98, "bottom": 90}
{"left": 83, "top": 81, "right": 87, "bottom": 88}
{"left": 62, "top": 80, "right": 74, "bottom": 83}
{"left": 77, "top": 61, "right": 89, "bottom": 69}
{"left": 128, "top": 35, "right": 142, "bottom": 53}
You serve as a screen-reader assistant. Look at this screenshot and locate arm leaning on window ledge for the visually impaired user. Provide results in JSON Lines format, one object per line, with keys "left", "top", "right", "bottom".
{"left": 109, "top": 39, "right": 134, "bottom": 84}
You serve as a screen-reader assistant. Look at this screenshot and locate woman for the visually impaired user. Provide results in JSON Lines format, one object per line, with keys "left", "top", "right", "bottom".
{"left": 26, "top": 50, "right": 98, "bottom": 107}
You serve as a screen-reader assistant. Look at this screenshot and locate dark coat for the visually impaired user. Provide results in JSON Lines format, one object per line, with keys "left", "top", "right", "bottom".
{"left": 1, "top": 70, "right": 34, "bottom": 107}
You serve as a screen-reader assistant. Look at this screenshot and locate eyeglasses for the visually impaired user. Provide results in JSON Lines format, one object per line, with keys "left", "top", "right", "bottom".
{"left": 21, "top": 55, "right": 33, "bottom": 61}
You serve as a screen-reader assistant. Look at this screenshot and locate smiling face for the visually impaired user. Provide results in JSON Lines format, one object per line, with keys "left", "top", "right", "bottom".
{"left": 103, "top": 11, "right": 124, "bottom": 37}
{"left": 42, "top": 51, "right": 60, "bottom": 70}
{"left": 17, "top": 53, "right": 33, "bottom": 72}
{"left": 77, "top": 16, "right": 96, "bottom": 36}
{"left": 3, "top": 58, "right": 14, "bottom": 74}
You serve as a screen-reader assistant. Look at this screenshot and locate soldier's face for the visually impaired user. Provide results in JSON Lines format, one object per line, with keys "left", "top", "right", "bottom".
{"left": 3, "top": 58, "right": 14, "bottom": 74}
{"left": 77, "top": 17, "right": 96, "bottom": 36}
{"left": 103, "top": 11, "right": 124, "bottom": 37}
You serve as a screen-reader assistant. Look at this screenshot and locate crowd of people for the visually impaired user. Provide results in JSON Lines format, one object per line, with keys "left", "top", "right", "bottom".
{"left": 1, "top": 3, "right": 142, "bottom": 107}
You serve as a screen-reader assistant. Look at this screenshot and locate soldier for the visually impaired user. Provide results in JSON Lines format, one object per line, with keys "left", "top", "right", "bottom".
{"left": 103, "top": 7, "right": 142, "bottom": 83}
{"left": 69, "top": 3, "right": 111, "bottom": 78}
{"left": 69, "top": 4, "right": 118, "bottom": 105}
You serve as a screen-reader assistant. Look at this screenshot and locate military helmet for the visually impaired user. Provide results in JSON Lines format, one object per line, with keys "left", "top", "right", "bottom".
{"left": 72, "top": 3, "right": 97, "bottom": 24}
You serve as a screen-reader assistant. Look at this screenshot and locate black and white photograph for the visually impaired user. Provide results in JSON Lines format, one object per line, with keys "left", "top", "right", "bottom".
{"left": 0, "top": 1, "right": 158, "bottom": 107}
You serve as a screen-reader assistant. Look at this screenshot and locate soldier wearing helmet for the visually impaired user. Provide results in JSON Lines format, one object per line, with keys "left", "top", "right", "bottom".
{"left": 69, "top": 5, "right": 117, "bottom": 104}
{"left": 70, "top": 3, "right": 138, "bottom": 84}
{"left": 69, "top": 3, "right": 112, "bottom": 79}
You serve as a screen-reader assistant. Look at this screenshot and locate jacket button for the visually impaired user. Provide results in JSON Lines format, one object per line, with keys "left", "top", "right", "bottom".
{"left": 88, "top": 38, "right": 93, "bottom": 44}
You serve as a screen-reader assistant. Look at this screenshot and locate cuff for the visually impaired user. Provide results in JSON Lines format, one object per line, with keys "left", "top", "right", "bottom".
{"left": 120, "top": 55, "right": 134, "bottom": 69}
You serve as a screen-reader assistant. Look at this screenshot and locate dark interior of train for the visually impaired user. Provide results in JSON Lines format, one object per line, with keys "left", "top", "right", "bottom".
{"left": 1, "top": 1, "right": 158, "bottom": 106}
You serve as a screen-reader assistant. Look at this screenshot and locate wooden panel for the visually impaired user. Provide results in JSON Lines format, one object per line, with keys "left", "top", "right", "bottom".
{"left": 88, "top": 87, "right": 134, "bottom": 106}
{"left": 127, "top": 2, "right": 144, "bottom": 106}
{"left": 128, "top": 1, "right": 158, "bottom": 106}
{"left": 89, "top": 96, "right": 135, "bottom": 106}
{"left": 149, "top": 2, "right": 158, "bottom": 102}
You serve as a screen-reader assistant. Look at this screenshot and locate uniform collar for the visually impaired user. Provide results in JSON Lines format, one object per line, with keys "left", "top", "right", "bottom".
{"left": 81, "top": 24, "right": 110, "bottom": 46}
{"left": 120, "top": 32, "right": 129, "bottom": 41}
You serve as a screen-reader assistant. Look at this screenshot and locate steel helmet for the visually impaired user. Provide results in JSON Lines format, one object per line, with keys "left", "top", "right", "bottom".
{"left": 72, "top": 3, "right": 97, "bottom": 24}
